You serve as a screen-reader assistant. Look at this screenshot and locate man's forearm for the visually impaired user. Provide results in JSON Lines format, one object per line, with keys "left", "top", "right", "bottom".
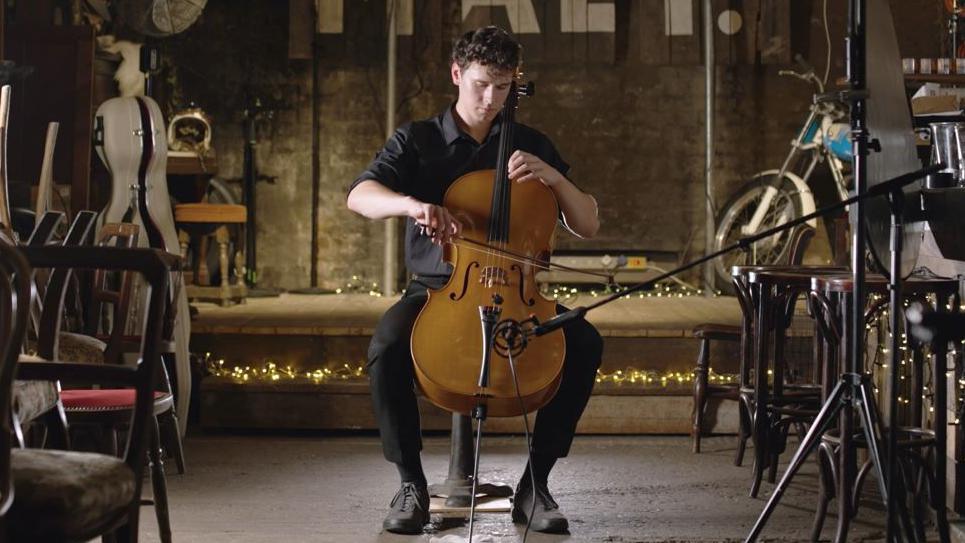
{"left": 553, "top": 179, "right": 600, "bottom": 238}
{"left": 346, "top": 180, "right": 416, "bottom": 220}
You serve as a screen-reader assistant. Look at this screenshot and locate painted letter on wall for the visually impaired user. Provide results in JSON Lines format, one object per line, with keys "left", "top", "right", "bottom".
{"left": 560, "top": 0, "right": 614, "bottom": 33}
{"left": 664, "top": 0, "right": 693, "bottom": 36}
{"left": 317, "top": 0, "right": 414, "bottom": 35}
{"left": 462, "top": 0, "right": 541, "bottom": 34}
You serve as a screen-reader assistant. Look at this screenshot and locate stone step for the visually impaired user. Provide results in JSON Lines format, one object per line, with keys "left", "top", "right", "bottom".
{"left": 188, "top": 292, "right": 811, "bottom": 432}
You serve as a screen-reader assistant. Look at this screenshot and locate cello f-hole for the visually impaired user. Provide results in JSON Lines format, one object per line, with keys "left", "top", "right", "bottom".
{"left": 450, "top": 261, "right": 480, "bottom": 301}
{"left": 512, "top": 264, "right": 536, "bottom": 306}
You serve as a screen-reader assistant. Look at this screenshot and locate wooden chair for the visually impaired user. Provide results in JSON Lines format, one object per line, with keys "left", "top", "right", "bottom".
{"left": 2, "top": 243, "right": 177, "bottom": 541}
{"left": 807, "top": 274, "right": 957, "bottom": 542}
{"left": 13, "top": 210, "right": 96, "bottom": 450}
{"left": 30, "top": 224, "right": 183, "bottom": 542}
{"left": 691, "top": 226, "right": 816, "bottom": 458}
{"left": 0, "top": 238, "right": 32, "bottom": 519}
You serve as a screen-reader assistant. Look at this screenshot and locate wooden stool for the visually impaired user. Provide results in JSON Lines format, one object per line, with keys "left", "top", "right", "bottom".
{"left": 174, "top": 203, "right": 247, "bottom": 306}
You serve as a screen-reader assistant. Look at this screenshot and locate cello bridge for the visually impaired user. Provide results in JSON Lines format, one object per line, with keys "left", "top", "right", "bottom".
{"left": 479, "top": 266, "right": 508, "bottom": 288}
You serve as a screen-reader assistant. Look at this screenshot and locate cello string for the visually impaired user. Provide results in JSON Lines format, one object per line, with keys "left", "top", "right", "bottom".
{"left": 496, "top": 84, "right": 515, "bottom": 307}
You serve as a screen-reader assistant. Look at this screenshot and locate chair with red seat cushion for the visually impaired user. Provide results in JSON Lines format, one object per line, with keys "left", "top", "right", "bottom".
{"left": 2, "top": 242, "right": 177, "bottom": 542}
{"left": 31, "top": 224, "right": 180, "bottom": 543}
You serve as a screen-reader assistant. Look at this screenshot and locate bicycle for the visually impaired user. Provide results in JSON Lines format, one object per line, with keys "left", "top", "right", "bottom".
{"left": 711, "top": 59, "right": 853, "bottom": 288}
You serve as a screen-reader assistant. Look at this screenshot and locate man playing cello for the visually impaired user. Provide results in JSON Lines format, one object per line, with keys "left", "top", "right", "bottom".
{"left": 346, "top": 25, "right": 602, "bottom": 535}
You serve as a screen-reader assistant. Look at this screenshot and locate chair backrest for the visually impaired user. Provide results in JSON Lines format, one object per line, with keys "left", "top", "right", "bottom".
{"left": 15, "top": 245, "right": 176, "bottom": 538}
{"left": 84, "top": 223, "right": 140, "bottom": 365}
{"left": 25, "top": 211, "right": 66, "bottom": 339}
{"left": 0, "top": 241, "right": 31, "bottom": 515}
{"left": 34, "top": 212, "right": 97, "bottom": 361}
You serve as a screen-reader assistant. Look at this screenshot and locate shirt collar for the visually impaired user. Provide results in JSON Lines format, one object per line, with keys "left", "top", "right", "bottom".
{"left": 441, "top": 104, "right": 502, "bottom": 145}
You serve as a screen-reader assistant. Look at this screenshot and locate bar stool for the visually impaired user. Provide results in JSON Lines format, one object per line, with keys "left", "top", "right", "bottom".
{"left": 691, "top": 227, "right": 817, "bottom": 460}
{"left": 743, "top": 267, "right": 846, "bottom": 498}
{"left": 807, "top": 273, "right": 958, "bottom": 542}
{"left": 174, "top": 203, "right": 247, "bottom": 306}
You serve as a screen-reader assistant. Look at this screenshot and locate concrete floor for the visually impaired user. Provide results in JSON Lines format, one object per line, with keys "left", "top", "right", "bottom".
{"left": 134, "top": 432, "right": 935, "bottom": 543}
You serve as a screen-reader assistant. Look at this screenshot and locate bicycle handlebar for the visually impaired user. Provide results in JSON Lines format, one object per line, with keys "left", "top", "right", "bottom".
{"left": 777, "top": 67, "right": 825, "bottom": 94}
{"left": 793, "top": 53, "right": 815, "bottom": 75}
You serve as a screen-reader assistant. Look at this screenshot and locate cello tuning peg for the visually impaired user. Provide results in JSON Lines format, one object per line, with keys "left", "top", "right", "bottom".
{"left": 518, "top": 82, "right": 535, "bottom": 97}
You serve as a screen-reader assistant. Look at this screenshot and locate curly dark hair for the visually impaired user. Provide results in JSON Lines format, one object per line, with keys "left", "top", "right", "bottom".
{"left": 450, "top": 26, "right": 521, "bottom": 73}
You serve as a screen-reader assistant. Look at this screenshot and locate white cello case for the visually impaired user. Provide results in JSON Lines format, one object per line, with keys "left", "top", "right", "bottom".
{"left": 94, "top": 96, "right": 191, "bottom": 436}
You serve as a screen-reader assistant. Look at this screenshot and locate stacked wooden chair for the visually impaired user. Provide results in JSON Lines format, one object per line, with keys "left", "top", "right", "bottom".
{"left": 0, "top": 236, "right": 178, "bottom": 541}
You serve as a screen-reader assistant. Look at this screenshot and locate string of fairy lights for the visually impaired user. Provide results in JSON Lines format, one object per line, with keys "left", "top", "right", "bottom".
{"left": 333, "top": 274, "right": 717, "bottom": 301}
{"left": 203, "top": 353, "right": 737, "bottom": 389}
{"left": 204, "top": 277, "right": 964, "bottom": 426}
{"left": 864, "top": 293, "right": 965, "bottom": 427}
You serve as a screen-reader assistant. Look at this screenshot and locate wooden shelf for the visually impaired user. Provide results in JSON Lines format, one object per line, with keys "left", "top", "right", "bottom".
{"left": 905, "top": 74, "right": 965, "bottom": 85}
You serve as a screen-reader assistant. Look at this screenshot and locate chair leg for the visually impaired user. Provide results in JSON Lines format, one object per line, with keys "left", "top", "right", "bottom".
{"left": 766, "top": 422, "right": 791, "bottom": 484}
{"left": 12, "top": 413, "right": 25, "bottom": 449}
{"left": 216, "top": 226, "right": 231, "bottom": 306}
{"left": 812, "top": 442, "right": 837, "bottom": 541}
{"left": 110, "top": 503, "right": 140, "bottom": 543}
{"left": 909, "top": 457, "right": 928, "bottom": 543}
{"left": 692, "top": 338, "right": 710, "bottom": 453}
{"left": 749, "top": 409, "right": 775, "bottom": 498}
{"left": 160, "top": 409, "right": 186, "bottom": 474}
{"left": 735, "top": 394, "right": 752, "bottom": 467}
{"left": 851, "top": 458, "right": 874, "bottom": 517}
{"left": 42, "top": 400, "right": 71, "bottom": 450}
{"left": 149, "top": 416, "right": 172, "bottom": 543}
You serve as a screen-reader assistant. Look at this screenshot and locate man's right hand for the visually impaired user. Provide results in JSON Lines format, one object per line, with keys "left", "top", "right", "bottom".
{"left": 408, "top": 200, "right": 463, "bottom": 245}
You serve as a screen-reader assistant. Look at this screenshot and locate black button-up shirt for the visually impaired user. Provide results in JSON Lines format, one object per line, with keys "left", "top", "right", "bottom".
{"left": 350, "top": 105, "right": 569, "bottom": 280}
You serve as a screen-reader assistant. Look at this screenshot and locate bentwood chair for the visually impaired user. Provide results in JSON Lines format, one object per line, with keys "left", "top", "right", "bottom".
{"left": 49, "top": 223, "right": 185, "bottom": 474}
{"left": 807, "top": 274, "right": 957, "bottom": 542}
{"left": 29, "top": 224, "right": 182, "bottom": 542}
{"left": 691, "top": 226, "right": 815, "bottom": 459}
{"left": 14, "top": 211, "right": 97, "bottom": 450}
{"left": 4, "top": 243, "right": 176, "bottom": 542}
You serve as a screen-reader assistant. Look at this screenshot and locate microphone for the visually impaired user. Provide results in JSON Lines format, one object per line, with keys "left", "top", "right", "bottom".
{"left": 906, "top": 302, "right": 965, "bottom": 344}
{"left": 531, "top": 306, "right": 587, "bottom": 336}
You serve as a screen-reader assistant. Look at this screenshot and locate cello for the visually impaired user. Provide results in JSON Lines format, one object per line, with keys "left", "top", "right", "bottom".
{"left": 410, "top": 81, "right": 564, "bottom": 418}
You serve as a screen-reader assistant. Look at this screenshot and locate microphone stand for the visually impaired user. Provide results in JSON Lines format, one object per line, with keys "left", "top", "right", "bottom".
{"left": 467, "top": 304, "right": 501, "bottom": 541}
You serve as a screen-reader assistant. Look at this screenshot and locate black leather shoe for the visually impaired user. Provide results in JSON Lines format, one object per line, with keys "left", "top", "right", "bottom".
{"left": 511, "top": 479, "right": 569, "bottom": 534}
{"left": 382, "top": 482, "right": 430, "bottom": 534}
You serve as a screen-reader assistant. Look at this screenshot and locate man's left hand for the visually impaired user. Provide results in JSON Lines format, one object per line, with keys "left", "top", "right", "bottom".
{"left": 508, "top": 150, "right": 563, "bottom": 188}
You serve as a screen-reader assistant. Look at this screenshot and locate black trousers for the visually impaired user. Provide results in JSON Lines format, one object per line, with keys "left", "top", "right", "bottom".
{"left": 367, "top": 280, "right": 603, "bottom": 465}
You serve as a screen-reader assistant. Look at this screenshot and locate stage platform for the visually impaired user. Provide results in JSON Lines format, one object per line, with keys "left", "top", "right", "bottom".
{"left": 189, "top": 292, "right": 791, "bottom": 434}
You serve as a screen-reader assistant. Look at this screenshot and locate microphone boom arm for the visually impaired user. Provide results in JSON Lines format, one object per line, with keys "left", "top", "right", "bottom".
{"left": 530, "top": 164, "right": 942, "bottom": 337}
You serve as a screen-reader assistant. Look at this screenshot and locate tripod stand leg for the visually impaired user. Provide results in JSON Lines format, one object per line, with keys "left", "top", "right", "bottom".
{"left": 746, "top": 379, "right": 848, "bottom": 542}
{"left": 467, "top": 411, "right": 485, "bottom": 542}
{"left": 856, "top": 381, "right": 917, "bottom": 543}
{"left": 834, "top": 393, "right": 854, "bottom": 543}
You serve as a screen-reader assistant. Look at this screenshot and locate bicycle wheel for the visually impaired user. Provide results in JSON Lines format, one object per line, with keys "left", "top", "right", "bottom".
{"left": 712, "top": 173, "right": 808, "bottom": 289}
